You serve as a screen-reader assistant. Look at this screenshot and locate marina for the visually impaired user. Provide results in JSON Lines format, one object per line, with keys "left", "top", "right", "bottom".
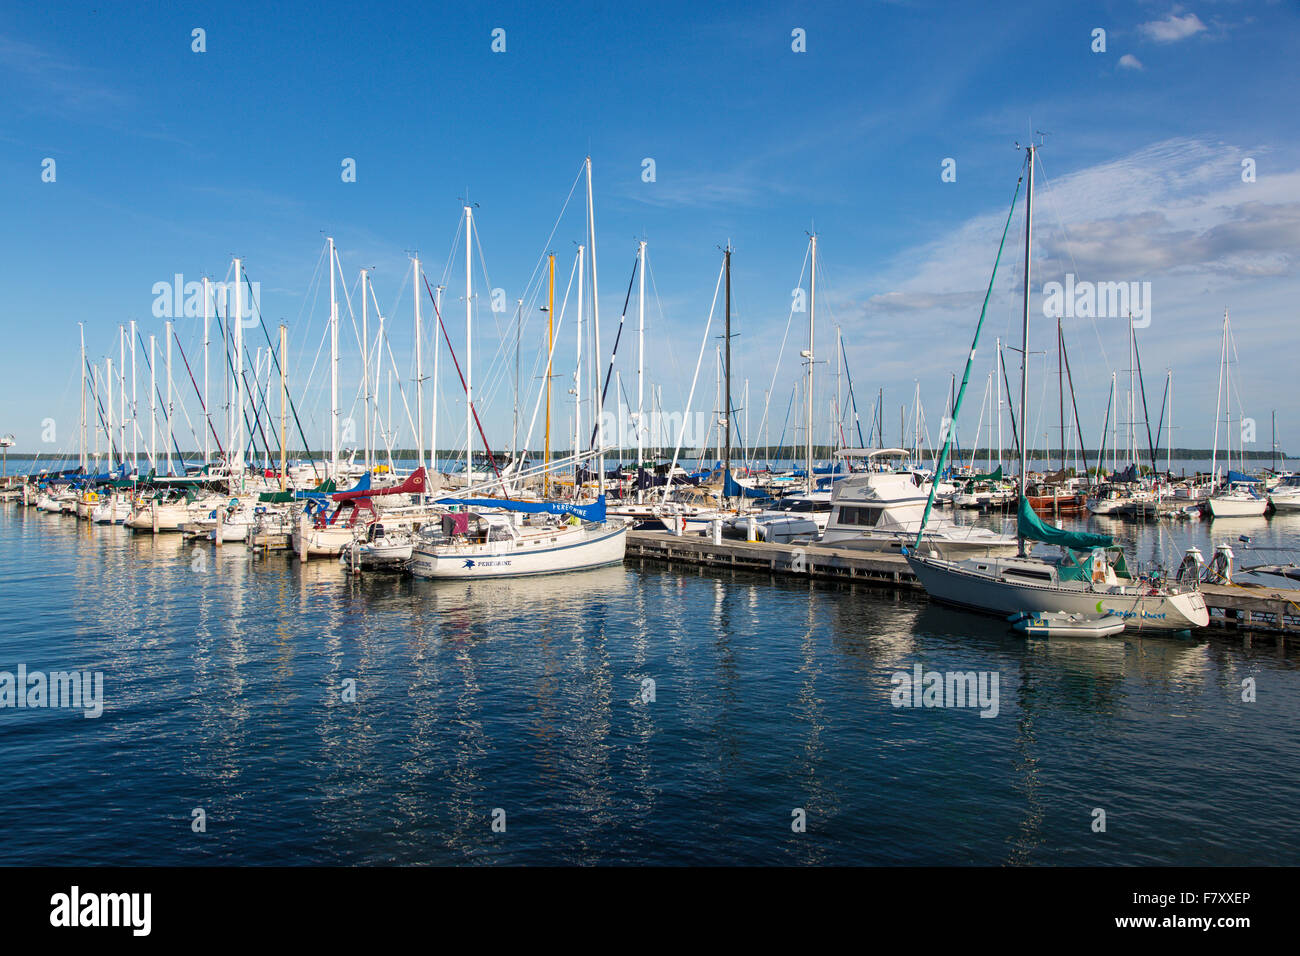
{"left": 3, "top": 1, "right": 1300, "bottom": 901}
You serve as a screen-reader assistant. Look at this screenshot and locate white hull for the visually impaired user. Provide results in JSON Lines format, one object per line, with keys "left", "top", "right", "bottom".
{"left": 410, "top": 523, "right": 627, "bottom": 579}
{"left": 1269, "top": 494, "right": 1300, "bottom": 512}
{"left": 1207, "top": 494, "right": 1268, "bottom": 518}
{"left": 823, "top": 528, "right": 1019, "bottom": 559}
{"left": 906, "top": 553, "right": 1209, "bottom": 631}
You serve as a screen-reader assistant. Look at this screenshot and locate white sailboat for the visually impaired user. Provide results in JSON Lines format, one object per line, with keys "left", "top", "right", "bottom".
{"left": 409, "top": 161, "right": 629, "bottom": 580}
{"left": 1206, "top": 310, "right": 1267, "bottom": 517}
{"left": 903, "top": 145, "right": 1208, "bottom": 632}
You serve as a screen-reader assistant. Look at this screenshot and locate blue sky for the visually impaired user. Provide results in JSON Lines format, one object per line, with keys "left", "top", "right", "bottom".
{"left": 3, "top": 0, "right": 1298, "bottom": 462}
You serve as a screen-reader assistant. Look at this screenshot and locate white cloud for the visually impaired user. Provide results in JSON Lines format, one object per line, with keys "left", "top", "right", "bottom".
{"left": 833, "top": 139, "right": 1300, "bottom": 445}
{"left": 1118, "top": 54, "right": 1144, "bottom": 70}
{"left": 1138, "top": 12, "right": 1207, "bottom": 43}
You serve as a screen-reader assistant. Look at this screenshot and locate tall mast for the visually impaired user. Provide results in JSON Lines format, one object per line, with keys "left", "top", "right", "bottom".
{"left": 545, "top": 253, "right": 554, "bottom": 497}
{"left": 234, "top": 257, "right": 244, "bottom": 473}
{"left": 512, "top": 297, "right": 522, "bottom": 471}
{"left": 121, "top": 324, "right": 128, "bottom": 471}
{"left": 165, "top": 320, "right": 173, "bottom": 476}
{"left": 107, "top": 356, "right": 114, "bottom": 468}
{"left": 1057, "top": 316, "right": 1065, "bottom": 474}
{"left": 723, "top": 243, "right": 732, "bottom": 501}
{"left": 78, "top": 323, "right": 87, "bottom": 470}
{"left": 1016, "top": 144, "right": 1034, "bottom": 556}
{"left": 586, "top": 157, "right": 605, "bottom": 497}
{"left": 464, "top": 206, "right": 473, "bottom": 489}
{"left": 328, "top": 237, "right": 338, "bottom": 479}
{"left": 1225, "top": 309, "right": 1232, "bottom": 476}
{"left": 279, "top": 324, "right": 288, "bottom": 493}
{"left": 412, "top": 256, "right": 423, "bottom": 474}
{"left": 1168, "top": 370, "right": 1175, "bottom": 477}
{"left": 996, "top": 337, "right": 1003, "bottom": 470}
{"left": 636, "top": 239, "right": 646, "bottom": 501}
{"left": 836, "top": 326, "right": 843, "bottom": 457}
{"left": 806, "top": 233, "right": 817, "bottom": 492}
{"left": 93, "top": 364, "right": 100, "bottom": 466}
{"left": 576, "top": 244, "right": 584, "bottom": 482}
{"left": 433, "top": 285, "right": 442, "bottom": 478}
{"left": 202, "top": 277, "right": 210, "bottom": 464}
{"left": 149, "top": 333, "right": 157, "bottom": 471}
{"left": 362, "top": 267, "right": 371, "bottom": 471}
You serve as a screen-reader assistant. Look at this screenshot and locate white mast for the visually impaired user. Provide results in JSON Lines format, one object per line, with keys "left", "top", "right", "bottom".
{"left": 202, "top": 277, "right": 210, "bottom": 465}
{"left": 585, "top": 157, "right": 605, "bottom": 497}
{"left": 1016, "top": 143, "right": 1034, "bottom": 555}
{"left": 636, "top": 238, "right": 646, "bottom": 500}
{"left": 1166, "top": 369, "right": 1173, "bottom": 478}
{"left": 78, "top": 323, "right": 87, "bottom": 470}
{"left": 122, "top": 324, "right": 130, "bottom": 471}
{"left": 412, "top": 256, "right": 424, "bottom": 474}
{"left": 996, "top": 336, "right": 1003, "bottom": 470}
{"left": 806, "top": 233, "right": 817, "bottom": 492}
{"left": 362, "top": 267, "right": 371, "bottom": 471}
{"left": 165, "top": 320, "right": 173, "bottom": 476}
{"left": 576, "top": 243, "right": 585, "bottom": 480}
{"left": 328, "top": 237, "right": 339, "bottom": 480}
{"left": 92, "top": 364, "right": 100, "bottom": 466}
{"left": 107, "top": 356, "right": 114, "bottom": 467}
{"left": 149, "top": 333, "right": 157, "bottom": 471}
{"left": 264, "top": 345, "right": 273, "bottom": 470}
{"left": 234, "top": 257, "right": 245, "bottom": 473}
{"left": 127, "top": 321, "right": 135, "bottom": 470}
{"left": 464, "top": 206, "right": 473, "bottom": 489}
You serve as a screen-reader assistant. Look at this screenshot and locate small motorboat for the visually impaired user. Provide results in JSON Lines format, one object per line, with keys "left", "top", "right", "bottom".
{"left": 1007, "top": 610, "right": 1127, "bottom": 638}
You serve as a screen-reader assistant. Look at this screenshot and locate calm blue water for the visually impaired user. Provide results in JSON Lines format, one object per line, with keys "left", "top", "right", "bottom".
{"left": 2, "top": 501, "right": 1299, "bottom": 865}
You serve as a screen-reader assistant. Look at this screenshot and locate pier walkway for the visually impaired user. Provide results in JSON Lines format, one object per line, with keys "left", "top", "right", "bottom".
{"left": 626, "top": 530, "right": 1300, "bottom": 638}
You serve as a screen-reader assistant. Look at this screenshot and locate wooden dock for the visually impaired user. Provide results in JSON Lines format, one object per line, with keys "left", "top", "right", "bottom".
{"left": 626, "top": 530, "right": 1299, "bottom": 638}
{"left": 626, "top": 529, "right": 918, "bottom": 588}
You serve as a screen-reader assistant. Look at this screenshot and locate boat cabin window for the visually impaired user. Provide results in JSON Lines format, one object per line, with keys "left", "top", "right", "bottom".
{"left": 836, "top": 506, "right": 881, "bottom": 526}
{"left": 778, "top": 497, "right": 830, "bottom": 514}
{"left": 1002, "top": 568, "right": 1053, "bottom": 581}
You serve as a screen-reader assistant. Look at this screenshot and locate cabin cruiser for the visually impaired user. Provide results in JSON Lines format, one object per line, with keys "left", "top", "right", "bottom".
{"left": 819, "top": 467, "right": 1018, "bottom": 557}
{"left": 1269, "top": 474, "right": 1300, "bottom": 512}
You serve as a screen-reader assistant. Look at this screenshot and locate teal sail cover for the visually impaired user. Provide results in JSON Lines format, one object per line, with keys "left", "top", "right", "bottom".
{"left": 1018, "top": 495, "right": 1113, "bottom": 550}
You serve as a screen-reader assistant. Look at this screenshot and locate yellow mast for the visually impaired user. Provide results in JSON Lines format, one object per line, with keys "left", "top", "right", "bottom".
{"left": 544, "top": 253, "right": 554, "bottom": 497}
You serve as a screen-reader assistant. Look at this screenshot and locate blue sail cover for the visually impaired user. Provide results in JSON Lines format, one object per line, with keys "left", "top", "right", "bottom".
{"left": 1018, "top": 495, "right": 1113, "bottom": 550}
{"left": 1227, "top": 469, "right": 1261, "bottom": 484}
{"left": 723, "top": 470, "right": 768, "bottom": 498}
{"left": 435, "top": 494, "right": 607, "bottom": 522}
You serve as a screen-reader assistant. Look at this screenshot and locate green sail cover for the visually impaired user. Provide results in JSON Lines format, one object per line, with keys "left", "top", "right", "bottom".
{"left": 1018, "top": 495, "right": 1113, "bottom": 550}
{"left": 961, "top": 466, "right": 1003, "bottom": 483}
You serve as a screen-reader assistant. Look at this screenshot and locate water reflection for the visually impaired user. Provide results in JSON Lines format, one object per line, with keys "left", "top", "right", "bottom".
{"left": 4, "top": 503, "right": 1300, "bottom": 865}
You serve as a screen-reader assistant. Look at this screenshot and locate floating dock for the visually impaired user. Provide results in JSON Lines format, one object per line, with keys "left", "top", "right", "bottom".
{"left": 626, "top": 530, "right": 1299, "bottom": 638}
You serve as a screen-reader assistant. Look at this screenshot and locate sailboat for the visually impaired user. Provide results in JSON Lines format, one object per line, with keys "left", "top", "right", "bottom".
{"left": 409, "top": 159, "right": 630, "bottom": 579}
{"left": 903, "top": 145, "right": 1209, "bottom": 632}
{"left": 1206, "top": 309, "right": 1267, "bottom": 518}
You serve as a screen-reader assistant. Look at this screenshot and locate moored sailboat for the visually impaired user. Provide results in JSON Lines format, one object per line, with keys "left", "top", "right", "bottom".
{"left": 902, "top": 144, "right": 1208, "bottom": 632}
